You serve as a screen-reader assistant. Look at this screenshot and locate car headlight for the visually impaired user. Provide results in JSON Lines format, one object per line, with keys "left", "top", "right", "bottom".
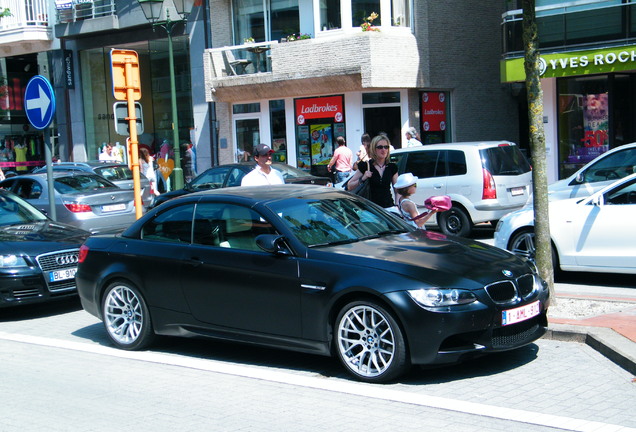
{"left": 0, "top": 255, "right": 29, "bottom": 268}
{"left": 408, "top": 288, "right": 477, "bottom": 308}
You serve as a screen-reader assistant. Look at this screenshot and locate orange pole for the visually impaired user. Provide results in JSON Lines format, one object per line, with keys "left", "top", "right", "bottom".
{"left": 124, "top": 58, "right": 143, "bottom": 219}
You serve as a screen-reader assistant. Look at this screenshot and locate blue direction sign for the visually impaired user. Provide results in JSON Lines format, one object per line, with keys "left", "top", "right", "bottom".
{"left": 25, "top": 75, "right": 56, "bottom": 130}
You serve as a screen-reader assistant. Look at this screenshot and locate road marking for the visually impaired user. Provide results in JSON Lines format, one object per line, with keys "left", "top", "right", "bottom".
{"left": 0, "top": 331, "right": 633, "bottom": 432}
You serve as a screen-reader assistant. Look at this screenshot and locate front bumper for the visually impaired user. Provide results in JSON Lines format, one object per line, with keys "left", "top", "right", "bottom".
{"left": 0, "top": 269, "right": 77, "bottom": 308}
{"left": 386, "top": 286, "right": 550, "bottom": 365}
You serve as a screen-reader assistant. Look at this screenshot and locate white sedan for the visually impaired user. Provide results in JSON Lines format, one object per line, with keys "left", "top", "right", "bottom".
{"left": 494, "top": 173, "right": 636, "bottom": 274}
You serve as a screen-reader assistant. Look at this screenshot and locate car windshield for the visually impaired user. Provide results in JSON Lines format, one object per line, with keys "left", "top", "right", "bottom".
{"left": 54, "top": 174, "right": 118, "bottom": 194}
{"left": 272, "top": 164, "right": 313, "bottom": 179}
{"left": 0, "top": 192, "right": 47, "bottom": 226}
{"left": 94, "top": 166, "right": 133, "bottom": 181}
{"left": 269, "top": 195, "right": 410, "bottom": 247}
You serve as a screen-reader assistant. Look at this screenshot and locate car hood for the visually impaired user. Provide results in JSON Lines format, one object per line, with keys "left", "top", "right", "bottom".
{"left": 0, "top": 221, "right": 89, "bottom": 254}
{"left": 309, "top": 230, "right": 531, "bottom": 288}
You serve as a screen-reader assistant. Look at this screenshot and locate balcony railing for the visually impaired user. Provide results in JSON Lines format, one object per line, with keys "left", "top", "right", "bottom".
{"left": 207, "top": 42, "right": 276, "bottom": 78}
{"left": 502, "top": 0, "right": 636, "bottom": 57}
{"left": 56, "top": 0, "right": 116, "bottom": 24}
{"left": 0, "top": 0, "right": 49, "bottom": 30}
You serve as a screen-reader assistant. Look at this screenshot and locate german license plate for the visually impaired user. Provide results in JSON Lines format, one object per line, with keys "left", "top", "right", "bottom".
{"left": 511, "top": 187, "right": 525, "bottom": 196}
{"left": 102, "top": 203, "right": 126, "bottom": 212}
{"left": 502, "top": 300, "right": 540, "bottom": 326}
{"left": 49, "top": 267, "right": 77, "bottom": 282}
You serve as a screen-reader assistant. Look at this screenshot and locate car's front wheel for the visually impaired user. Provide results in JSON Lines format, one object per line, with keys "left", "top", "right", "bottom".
{"left": 335, "top": 301, "right": 408, "bottom": 383}
{"left": 102, "top": 281, "right": 155, "bottom": 350}
{"left": 509, "top": 229, "right": 559, "bottom": 270}
{"left": 438, "top": 205, "right": 472, "bottom": 237}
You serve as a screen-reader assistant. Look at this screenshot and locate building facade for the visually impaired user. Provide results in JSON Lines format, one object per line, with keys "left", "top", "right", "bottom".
{"left": 502, "top": 0, "right": 636, "bottom": 183}
{"left": 0, "top": 0, "right": 57, "bottom": 173}
{"left": 204, "top": 0, "right": 520, "bottom": 177}
{"left": 0, "top": 0, "right": 211, "bottom": 184}
{"left": 1, "top": 0, "right": 521, "bottom": 182}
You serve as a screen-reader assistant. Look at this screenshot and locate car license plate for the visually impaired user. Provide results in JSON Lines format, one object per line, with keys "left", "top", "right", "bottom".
{"left": 49, "top": 267, "right": 77, "bottom": 282}
{"left": 502, "top": 300, "right": 540, "bottom": 326}
{"left": 102, "top": 203, "right": 126, "bottom": 212}
{"left": 510, "top": 187, "right": 525, "bottom": 196}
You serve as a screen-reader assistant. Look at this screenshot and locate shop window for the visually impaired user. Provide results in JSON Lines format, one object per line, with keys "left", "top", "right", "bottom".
{"left": 557, "top": 76, "right": 609, "bottom": 178}
{"left": 391, "top": 0, "right": 409, "bottom": 27}
{"left": 362, "top": 92, "right": 400, "bottom": 104}
{"left": 269, "top": 100, "right": 288, "bottom": 163}
{"left": 233, "top": 103, "right": 261, "bottom": 114}
{"left": 320, "top": 0, "right": 341, "bottom": 30}
{"left": 233, "top": 0, "right": 300, "bottom": 43}
{"left": 420, "top": 91, "right": 450, "bottom": 145}
{"left": 352, "top": 0, "right": 381, "bottom": 27}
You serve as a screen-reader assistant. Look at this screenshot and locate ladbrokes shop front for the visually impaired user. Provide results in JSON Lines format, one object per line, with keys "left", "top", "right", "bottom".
{"left": 502, "top": 45, "right": 636, "bottom": 182}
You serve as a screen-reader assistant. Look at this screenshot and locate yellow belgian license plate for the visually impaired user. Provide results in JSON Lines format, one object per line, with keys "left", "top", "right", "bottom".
{"left": 502, "top": 300, "right": 540, "bottom": 326}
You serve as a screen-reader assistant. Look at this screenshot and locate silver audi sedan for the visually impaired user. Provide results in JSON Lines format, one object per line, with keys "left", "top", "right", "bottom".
{"left": 0, "top": 172, "right": 138, "bottom": 234}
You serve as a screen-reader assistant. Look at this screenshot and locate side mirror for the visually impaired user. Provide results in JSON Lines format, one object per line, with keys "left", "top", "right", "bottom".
{"left": 591, "top": 195, "right": 603, "bottom": 206}
{"left": 574, "top": 172, "right": 585, "bottom": 184}
{"left": 256, "top": 234, "right": 292, "bottom": 255}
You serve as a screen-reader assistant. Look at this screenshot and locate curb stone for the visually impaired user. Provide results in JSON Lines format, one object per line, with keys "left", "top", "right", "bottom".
{"left": 544, "top": 323, "right": 636, "bottom": 375}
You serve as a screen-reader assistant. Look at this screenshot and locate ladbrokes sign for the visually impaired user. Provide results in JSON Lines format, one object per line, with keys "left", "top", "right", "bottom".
{"left": 295, "top": 95, "right": 344, "bottom": 125}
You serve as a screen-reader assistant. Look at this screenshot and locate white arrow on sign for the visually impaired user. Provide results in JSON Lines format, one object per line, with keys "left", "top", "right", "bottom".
{"left": 25, "top": 84, "right": 51, "bottom": 121}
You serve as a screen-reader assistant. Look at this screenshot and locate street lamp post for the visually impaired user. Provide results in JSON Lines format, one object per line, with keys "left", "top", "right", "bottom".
{"left": 137, "top": 0, "right": 194, "bottom": 190}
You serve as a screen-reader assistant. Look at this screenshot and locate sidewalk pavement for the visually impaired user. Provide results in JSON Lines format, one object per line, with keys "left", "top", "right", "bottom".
{"left": 546, "top": 282, "right": 636, "bottom": 376}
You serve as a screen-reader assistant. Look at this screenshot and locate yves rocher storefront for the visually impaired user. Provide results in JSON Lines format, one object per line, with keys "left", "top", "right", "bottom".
{"left": 501, "top": 44, "right": 636, "bottom": 182}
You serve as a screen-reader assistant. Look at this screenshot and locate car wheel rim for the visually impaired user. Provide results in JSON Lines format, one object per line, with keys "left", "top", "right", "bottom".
{"left": 337, "top": 305, "right": 395, "bottom": 378}
{"left": 511, "top": 232, "right": 535, "bottom": 261}
{"left": 446, "top": 214, "right": 461, "bottom": 233}
{"left": 104, "top": 285, "right": 143, "bottom": 345}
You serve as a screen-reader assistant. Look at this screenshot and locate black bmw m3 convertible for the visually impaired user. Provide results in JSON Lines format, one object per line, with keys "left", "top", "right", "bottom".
{"left": 76, "top": 185, "right": 549, "bottom": 382}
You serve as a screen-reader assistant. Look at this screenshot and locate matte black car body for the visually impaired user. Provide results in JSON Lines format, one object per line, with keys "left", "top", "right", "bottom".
{"left": 76, "top": 185, "right": 549, "bottom": 382}
{"left": 0, "top": 189, "right": 90, "bottom": 307}
{"left": 152, "top": 162, "right": 331, "bottom": 208}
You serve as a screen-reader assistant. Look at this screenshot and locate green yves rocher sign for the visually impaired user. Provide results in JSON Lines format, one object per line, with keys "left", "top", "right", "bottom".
{"left": 501, "top": 45, "right": 636, "bottom": 82}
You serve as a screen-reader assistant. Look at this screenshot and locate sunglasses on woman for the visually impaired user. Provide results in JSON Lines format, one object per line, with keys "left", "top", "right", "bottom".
{"left": 376, "top": 145, "right": 390, "bottom": 150}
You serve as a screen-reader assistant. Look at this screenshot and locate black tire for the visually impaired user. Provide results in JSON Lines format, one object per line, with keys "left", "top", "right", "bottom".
{"left": 509, "top": 229, "right": 559, "bottom": 271}
{"left": 334, "top": 300, "right": 408, "bottom": 383}
{"left": 438, "top": 205, "right": 473, "bottom": 237}
{"left": 102, "top": 281, "right": 155, "bottom": 350}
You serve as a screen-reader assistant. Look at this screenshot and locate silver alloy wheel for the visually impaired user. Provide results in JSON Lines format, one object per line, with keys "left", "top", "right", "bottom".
{"left": 104, "top": 284, "right": 144, "bottom": 345}
{"left": 510, "top": 231, "right": 536, "bottom": 261}
{"left": 337, "top": 304, "right": 395, "bottom": 378}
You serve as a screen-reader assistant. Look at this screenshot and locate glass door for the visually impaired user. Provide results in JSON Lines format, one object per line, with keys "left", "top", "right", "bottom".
{"left": 235, "top": 118, "right": 260, "bottom": 162}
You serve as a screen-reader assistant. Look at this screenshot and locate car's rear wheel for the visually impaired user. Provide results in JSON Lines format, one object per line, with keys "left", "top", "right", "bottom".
{"left": 102, "top": 281, "right": 155, "bottom": 350}
{"left": 438, "top": 205, "right": 472, "bottom": 237}
{"left": 335, "top": 301, "right": 408, "bottom": 383}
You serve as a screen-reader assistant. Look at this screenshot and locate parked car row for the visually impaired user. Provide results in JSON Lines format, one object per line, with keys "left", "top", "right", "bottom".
{"left": 3, "top": 141, "right": 635, "bottom": 382}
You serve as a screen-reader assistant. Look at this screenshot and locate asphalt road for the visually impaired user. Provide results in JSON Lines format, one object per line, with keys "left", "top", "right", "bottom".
{"left": 1, "top": 290, "right": 635, "bottom": 432}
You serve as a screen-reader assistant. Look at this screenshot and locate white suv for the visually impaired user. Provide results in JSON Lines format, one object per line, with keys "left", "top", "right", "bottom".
{"left": 391, "top": 141, "right": 532, "bottom": 237}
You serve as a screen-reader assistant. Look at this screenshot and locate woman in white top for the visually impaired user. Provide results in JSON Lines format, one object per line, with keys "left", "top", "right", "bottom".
{"left": 394, "top": 173, "right": 436, "bottom": 229}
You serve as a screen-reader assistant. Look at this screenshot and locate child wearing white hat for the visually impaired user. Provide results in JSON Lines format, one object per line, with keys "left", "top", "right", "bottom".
{"left": 394, "top": 173, "right": 437, "bottom": 229}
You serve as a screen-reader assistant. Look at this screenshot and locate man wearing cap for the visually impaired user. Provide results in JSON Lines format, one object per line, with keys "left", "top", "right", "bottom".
{"left": 405, "top": 127, "right": 423, "bottom": 147}
{"left": 241, "top": 143, "right": 285, "bottom": 186}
